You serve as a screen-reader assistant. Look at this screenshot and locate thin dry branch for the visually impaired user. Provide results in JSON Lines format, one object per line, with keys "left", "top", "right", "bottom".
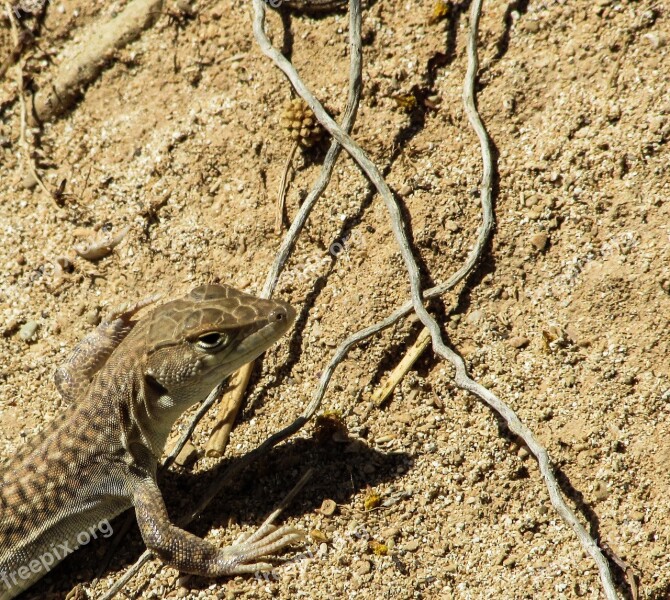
{"left": 204, "top": 0, "right": 362, "bottom": 470}
{"left": 192, "top": 0, "right": 363, "bottom": 523}
{"left": 261, "top": 0, "right": 363, "bottom": 299}
{"left": 204, "top": 362, "right": 254, "bottom": 457}
{"left": 32, "top": 0, "right": 164, "bottom": 122}
{"left": 371, "top": 326, "right": 431, "bottom": 406}
{"left": 275, "top": 139, "right": 299, "bottom": 234}
{"left": 4, "top": 2, "right": 54, "bottom": 203}
{"left": 251, "top": 0, "right": 619, "bottom": 597}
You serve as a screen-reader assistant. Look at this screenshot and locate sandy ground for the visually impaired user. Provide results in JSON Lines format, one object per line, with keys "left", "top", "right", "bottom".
{"left": 0, "top": 0, "right": 669, "bottom": 598}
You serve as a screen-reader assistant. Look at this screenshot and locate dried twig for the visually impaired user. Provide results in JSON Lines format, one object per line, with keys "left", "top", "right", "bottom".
{"left": 601, "top": 542, "right": 639, "bottom": 600}
{"left": 251, "top": 0, "right": 619, "bottom": 598}
{"left": 32, "top": 0, "right": 164, "bottom": 122}
{"left": 371, "top": 326, "right": 431, "bottom": 406}
{"left": 0, "top": 28, "right": 32, "bottom": 80}
{"left": 261, "top": 0, "right": 362, "bottom": 299}
{"left": 204, "top": 362, "right": 254, "bottom": 457}
{"left": 275, "top": 139, "right": 299, "bottom": 234}
{"left": 4, "top": 2, "right": 53, "bottom": 203}
{"left": 204, "top": 0, "right": 363, "bottom": 470}
{"left": 192, "top": 0, "right": 363, "bottom": 521}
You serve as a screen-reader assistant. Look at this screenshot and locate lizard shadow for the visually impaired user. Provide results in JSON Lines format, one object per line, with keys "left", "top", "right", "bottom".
{"left": 176, "top": 436, "right": 411, "bottom": 592}
{"left": 32, "top": 436, "right": 410, "bottom": 598}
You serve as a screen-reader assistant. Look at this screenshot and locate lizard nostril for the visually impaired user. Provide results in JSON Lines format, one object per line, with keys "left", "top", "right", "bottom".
{"left": 269, "top": 307, "right": 289, "bottom": 323}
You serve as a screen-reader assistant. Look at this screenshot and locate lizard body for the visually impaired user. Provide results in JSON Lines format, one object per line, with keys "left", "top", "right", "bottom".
{"left": 0, "top": 284, "right": 297, "bottom": 599}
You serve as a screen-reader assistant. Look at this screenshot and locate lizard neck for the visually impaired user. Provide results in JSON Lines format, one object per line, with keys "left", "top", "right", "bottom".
{"left": 128, "top": 372, "right": 212, "bottom": 465}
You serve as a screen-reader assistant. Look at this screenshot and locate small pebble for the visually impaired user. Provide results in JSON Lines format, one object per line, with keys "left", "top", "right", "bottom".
{"left": 642, "top": 32, "right": 667, "bottom": 49}
{"left": 529, "top": 232, "right": 549, "bottom": 251}
{"left": 84, "top": 309, "right": 101, "bottom": 326}
{"left": 467, "top": 309, "right": 483, "bottom": 324}
{"left": 318, "top": 498, "right": 337, "bottom": 516}
{"left": 309, "top": 529, "right": 329, "bottom": 543}
{"left": 353, "top": 559, "right": 371, "bottom": 575}
{"left": 508, "top": 336, "right": 529, "bottom": 349}
{"left": 21, "top": 172, "right": 38, "bottom": 190}
{"left": 19, "top": 320, "right": 39, "bottom": 342}
{"left": 443, "top": 219, "right": 461, "bottom": 233}
{"left": 593, "top": 482, "right": 609, "bottom": 501}
{"left": 392, "top": 412, "right": 413, "bottom": 424}
{"left": 502, "top": 555, "right": 518, "bottom": 568}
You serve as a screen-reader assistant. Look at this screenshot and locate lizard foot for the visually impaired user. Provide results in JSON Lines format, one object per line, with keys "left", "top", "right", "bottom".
{"left": 217, "top": 523, "right": 305, "bottom": 575}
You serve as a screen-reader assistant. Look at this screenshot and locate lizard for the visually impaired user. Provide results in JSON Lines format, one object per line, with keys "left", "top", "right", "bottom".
{"left": 0, "top": 284, "right": 298, "bottom": 599}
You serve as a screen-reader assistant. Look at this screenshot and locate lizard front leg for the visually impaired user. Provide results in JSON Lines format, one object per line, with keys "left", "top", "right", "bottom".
{"left": 54, "top": 295, "right": 160, "bottom": 403}
{"left": 134, "top": 478, "right": 303, "bottom": 576}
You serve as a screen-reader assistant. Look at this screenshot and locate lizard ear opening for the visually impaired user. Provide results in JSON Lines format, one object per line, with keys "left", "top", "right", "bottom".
{"left": 145, "top": 373, "right": 168, "bottom": 395}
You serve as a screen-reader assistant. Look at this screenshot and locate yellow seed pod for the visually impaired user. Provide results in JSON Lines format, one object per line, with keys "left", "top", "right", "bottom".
{"left": 280, "top": 97, "right": 324, "bottom": 148}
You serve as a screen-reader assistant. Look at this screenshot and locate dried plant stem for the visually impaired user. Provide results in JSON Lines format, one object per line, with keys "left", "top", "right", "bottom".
{"left": 252, "top": 0, "right": 619, "bottom": 597}
{"left": 204, "top": 362, "right": 254, "bottom": 457}
{"left": 371, "top": 326, "right": 431, "bottom": 406}
{"left": 32, "top": 0, "right": 164, "bottom": 122}
{"left": 190, "top": 0, "right": 363, "bottom": 519}
{"left": 275, "top": 139, "right": 300, "bottom": 234}
{"left": 261, "top": 0, "right": 362, "bottom": 299}
{"left": 4, "top": 3, "right": 54, "bottom": 203}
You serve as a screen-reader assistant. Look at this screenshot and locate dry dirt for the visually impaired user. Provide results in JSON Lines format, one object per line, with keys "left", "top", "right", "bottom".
{"left": 0, "top": 0, "right": 669, "bottom": 599}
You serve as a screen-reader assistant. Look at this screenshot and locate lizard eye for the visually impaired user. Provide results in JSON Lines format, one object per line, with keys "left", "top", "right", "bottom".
{"left": 196, "top": 332, "right": 229, "bottom": 351}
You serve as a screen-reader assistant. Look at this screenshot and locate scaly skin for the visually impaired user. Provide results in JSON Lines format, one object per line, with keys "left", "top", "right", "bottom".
{"left": 0, "top": 284, "right": 297, "bottom": 599}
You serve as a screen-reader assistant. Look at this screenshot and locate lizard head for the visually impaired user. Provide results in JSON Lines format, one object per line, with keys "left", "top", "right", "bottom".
{"left": 142, "top": 284, "right": 295, "bottom": 401}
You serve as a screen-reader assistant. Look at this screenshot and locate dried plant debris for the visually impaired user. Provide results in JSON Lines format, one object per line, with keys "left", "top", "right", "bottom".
{"left": 280, "top": 98, "right": 324, "bottom": 148}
